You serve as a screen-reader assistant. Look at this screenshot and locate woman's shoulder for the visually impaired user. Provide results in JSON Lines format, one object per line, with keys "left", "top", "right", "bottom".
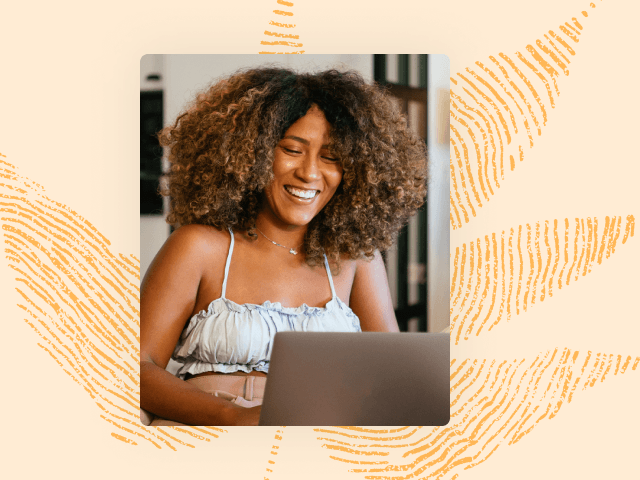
{"left": 141, "top": 224, "right": 232, "bottom": 301}
{"left": 342, "top": 250, "right": 385, "bottom": 283}
{"left": 326, "top": 253, "right": 360, "bottom": 283}
{"left": 339, "top": 250, "right": 381, "bottom": 266}
{"left": 156, "top": 224, "right": 231, "bottom": 271}
{"left": 170, "top": 224, "right": 230, "bottom": 247}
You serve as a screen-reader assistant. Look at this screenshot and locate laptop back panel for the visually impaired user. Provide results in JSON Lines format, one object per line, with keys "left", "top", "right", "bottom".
{"left": 259, "top": 332, "right": 449, "bottom": 426}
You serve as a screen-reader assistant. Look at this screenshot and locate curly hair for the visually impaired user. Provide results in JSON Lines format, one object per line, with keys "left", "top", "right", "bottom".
{"left": 159, "top": 67, "right": 427, "bottom": 268}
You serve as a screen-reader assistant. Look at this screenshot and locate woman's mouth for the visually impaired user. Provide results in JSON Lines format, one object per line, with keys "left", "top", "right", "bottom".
{"left": 284, "top": 185, "right": 319, "bottom": 200}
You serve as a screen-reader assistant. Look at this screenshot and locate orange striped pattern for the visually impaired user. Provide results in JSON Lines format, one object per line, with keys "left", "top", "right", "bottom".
{"left": 260, "top": 1, "right": 304, "bottom": 54}
{"left": 0, "top": 157, "right": 224, "bottom": 449}
{"left": 451, "top": 216, "right": 635, "bottom": 344}
{"left": 450, "top": 6, "right": 596, "bottom": 229}
{"left": 265, "top": 427, "right": 287, "bottom": 479}
{"left": 315, "top": 349, "right": 639, "bottom": 478}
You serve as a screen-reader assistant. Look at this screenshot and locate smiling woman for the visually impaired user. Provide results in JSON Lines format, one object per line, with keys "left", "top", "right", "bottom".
{"left": 140, "top": 67, "right": 427, "bottom": 426}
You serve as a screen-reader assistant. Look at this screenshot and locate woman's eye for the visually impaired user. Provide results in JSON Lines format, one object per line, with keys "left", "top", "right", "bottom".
{"left": 283, "top": 147, "right": 301, "bottom": 154}
{"left": 322, "top": 156, "right": 339, "bottom": 162}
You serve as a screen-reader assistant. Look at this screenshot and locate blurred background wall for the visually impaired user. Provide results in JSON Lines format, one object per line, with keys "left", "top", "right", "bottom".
{"left": 140, "top": 54, "right": 449, "bottom": 331}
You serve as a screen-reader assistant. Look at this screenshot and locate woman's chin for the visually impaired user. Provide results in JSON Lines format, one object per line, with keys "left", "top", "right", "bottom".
{"left": 261, "top": 194, "right": 321, "bottom": 228}
{"left": 278, "top": 215, "right": 314, "bottom": 228}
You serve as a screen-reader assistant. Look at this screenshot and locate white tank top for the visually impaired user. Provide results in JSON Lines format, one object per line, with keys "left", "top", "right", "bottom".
{"left": 171, "top": 228, "right": 362, "bottom": 378}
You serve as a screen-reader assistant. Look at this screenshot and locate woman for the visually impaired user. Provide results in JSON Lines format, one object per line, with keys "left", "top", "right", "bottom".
{"left": 140, "top": 67, "right": 427, "bottom": 426}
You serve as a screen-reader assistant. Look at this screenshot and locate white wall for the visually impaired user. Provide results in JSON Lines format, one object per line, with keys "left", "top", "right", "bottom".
{"left": 140, "top": 215, "right": 169, "bottom": 281}
{"left": 164, "top": 54, "right": 373, "bottom": 130}
{"left": 426, "top": 54, "right": 451, "bottom": 333}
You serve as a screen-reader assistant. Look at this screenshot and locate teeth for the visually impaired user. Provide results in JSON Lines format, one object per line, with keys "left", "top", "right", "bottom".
{"left": 285, "top": 186, "right": 318, "bottom": 199}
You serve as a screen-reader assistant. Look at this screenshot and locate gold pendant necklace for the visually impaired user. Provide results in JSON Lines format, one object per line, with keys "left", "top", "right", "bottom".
{"left": 256, "top": 228, "right": 303, "bottom": 255}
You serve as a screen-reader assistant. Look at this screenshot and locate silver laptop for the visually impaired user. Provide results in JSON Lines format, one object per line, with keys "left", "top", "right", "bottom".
{"left": 259, "top": 332, "right": 449, "bottom": 426}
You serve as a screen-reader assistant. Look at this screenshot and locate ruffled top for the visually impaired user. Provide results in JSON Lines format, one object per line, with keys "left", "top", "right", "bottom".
{"left": 171, "top": 229, "right": 361, "bottom": 379}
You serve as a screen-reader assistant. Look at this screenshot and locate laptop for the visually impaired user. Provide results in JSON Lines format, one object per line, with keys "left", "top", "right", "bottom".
{"left": 259, "top": 332, "right": 449, "bottom": 426}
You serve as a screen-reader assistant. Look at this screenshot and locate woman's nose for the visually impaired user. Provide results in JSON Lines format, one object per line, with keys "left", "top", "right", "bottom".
{"left": 296, "top": 153, "right": 320, "bottom": 182}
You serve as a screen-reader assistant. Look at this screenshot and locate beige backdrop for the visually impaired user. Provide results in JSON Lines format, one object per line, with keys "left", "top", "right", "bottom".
{"left": 1, "top": 0, "right": 638, "bottom": 479}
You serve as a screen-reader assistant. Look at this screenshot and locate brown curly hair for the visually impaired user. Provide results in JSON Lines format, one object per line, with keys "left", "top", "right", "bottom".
{"left": 159, "top": 67, "right": 427, "bottom": 268}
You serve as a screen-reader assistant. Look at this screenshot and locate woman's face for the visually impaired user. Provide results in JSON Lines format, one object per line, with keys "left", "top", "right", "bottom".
{"left": 263, "top": 106, "right": 343, "bottom": 228}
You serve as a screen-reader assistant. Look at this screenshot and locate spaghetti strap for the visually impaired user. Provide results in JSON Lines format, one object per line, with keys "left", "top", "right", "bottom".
{"left": 221, "top": 228, "right": 234, "bottom": 299}
{"left": 323, "top": 254, "right": 337, "bottom": 299}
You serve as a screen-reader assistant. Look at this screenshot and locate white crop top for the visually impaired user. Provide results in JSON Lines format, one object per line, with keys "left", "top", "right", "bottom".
{"left": 171, "top": 229, "right": 362, "bottom": 378}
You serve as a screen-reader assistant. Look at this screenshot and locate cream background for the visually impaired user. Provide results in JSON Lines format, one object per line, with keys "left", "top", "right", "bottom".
{"left": 1, "top": 0, "right": 638, "bottom": 479}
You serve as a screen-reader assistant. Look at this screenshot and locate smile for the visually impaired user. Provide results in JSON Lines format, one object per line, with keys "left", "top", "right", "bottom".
{"left": 284, "top": 185, "right": 319, "bottom": 200}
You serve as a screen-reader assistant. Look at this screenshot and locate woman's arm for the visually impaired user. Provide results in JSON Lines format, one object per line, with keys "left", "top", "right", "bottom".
{"left": 348, "top": 250, "right": 400, "bottom": 332}
{"left": 140, "top": 225, "right": 260, "bottom": 426}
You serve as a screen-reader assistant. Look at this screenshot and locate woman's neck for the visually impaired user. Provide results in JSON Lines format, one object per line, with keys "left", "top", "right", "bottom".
{"left": 254, "top": 211, "right": 308, "bottom": 252}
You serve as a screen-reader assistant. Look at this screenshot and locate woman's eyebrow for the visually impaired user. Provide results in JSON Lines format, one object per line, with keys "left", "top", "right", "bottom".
{"left": 283, "top": 135, "right": 329, "bottom": 149}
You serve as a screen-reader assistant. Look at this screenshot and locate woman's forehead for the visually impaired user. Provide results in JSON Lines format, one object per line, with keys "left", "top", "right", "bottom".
{"left": 282, "top": 108, "right": 332, "bottom": 143}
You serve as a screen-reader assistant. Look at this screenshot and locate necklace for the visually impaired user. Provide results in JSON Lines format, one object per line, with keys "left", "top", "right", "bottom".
{"left": 256, "top": 227, "right": 303, "bottom": 255}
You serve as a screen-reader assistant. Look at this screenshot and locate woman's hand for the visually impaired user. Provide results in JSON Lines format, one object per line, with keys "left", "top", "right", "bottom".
{"left": 228, "top": 405, "right": 262, "bottom": 426}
